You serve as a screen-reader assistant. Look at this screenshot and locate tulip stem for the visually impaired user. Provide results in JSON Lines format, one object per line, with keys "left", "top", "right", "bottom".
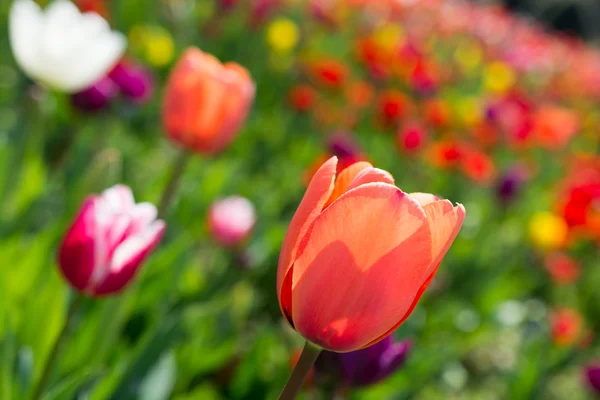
{"left": 157, "top": 150, "right": 190, "bottom": 219}
{"left": 278, "top": 341, "right": 322, "bottom": 400}
{"left": 31, "top": 293, "right": 84, "bottom": 400}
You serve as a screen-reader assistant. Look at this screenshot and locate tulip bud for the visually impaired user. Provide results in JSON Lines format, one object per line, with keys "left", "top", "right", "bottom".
{"left": 58, "top": 185, "right": 165, "bottom": 296}
{"left": 208, "top": 196, "right": 256, "bottom": 248}
{"left": 277, "top": 157, "right": 465, "bottom": 352}
{"left": 315, "top": 336, "right": 411, "bottom": 387}
{"left": 162, "top": 47, "right": 255, "bottom": 155}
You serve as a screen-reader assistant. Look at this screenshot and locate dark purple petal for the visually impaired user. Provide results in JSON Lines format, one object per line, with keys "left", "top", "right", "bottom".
{"left": 71, "top": 77, "right": 118, "bottom": 112}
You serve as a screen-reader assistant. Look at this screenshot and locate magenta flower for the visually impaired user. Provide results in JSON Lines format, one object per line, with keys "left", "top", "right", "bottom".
{"left": 586, "top": 364, "right": 600, "bottom": 394}
{"left": 58, "top": 185, "right": 165, "bottom": 296}
{"left": 108, "top": 61, "right": 154, "bottom": 103}
{"left": 208, "top": 196, "right": 256, "bottom": 248}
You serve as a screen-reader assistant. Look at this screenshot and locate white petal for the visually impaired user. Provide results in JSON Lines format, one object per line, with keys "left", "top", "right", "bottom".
{"left": 41, "top": 0, "right": 81, "bottom": 60}
{"left": 63, "top": 31, "right": 126, "bottom": 92}
{"left": 110, "top": 221, "right": 165, "bottom": 272}
{"left": 9, "top": 0, "right": 44, "bottom": 80}
{"left": 101, "top": 184, "right": 135, "bottom": 212}
{"left": 128, "top": 203, "right": 159, "bottom": 235}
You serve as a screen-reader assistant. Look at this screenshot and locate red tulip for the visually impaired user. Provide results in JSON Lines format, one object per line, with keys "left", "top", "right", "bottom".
{"left": 162, "top": 47, "right": 255, "bottom": 155}
{"left": 58, "top": 185, "right": 165, "bottom": 296}
{"left": 277, "top": 157, "right": 465, "bottom": 352}
{"left": 397, "top": 122, "right": 427, "bottom": 153}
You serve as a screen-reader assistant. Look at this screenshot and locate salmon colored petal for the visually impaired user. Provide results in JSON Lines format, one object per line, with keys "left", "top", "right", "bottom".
{"left": 409, "top": 192, "right": 440, "bottom": 206}
{"left": 324, "top": 161, "right": 372, "bottom": 207}
{"left": 361, "top": 201, "right": 465, "bottom": 349}
{"left": 347, "top": 167, "right": 395, "bottom": 191}
{"left": 277, "top": 156, "right": 338, "bottom": 304}
{"left": 361, "top": 262, "right": 440, "bottom": 349}
{"left": 291, "top": 183, "right": 433, "bottom": 352}
{"left": 422, "top": 200, "right": 466, "bottom": 268}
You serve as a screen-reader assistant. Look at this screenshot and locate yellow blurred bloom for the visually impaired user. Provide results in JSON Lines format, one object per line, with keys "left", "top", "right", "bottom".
{"left": 373, "top": 24, "right": 404, "bottom": 52}
{"left": 529, "top": 212, "right": 568, "bottom": 251}
{"left": 454, "top": 40, "right": 482, "bottom": 73}
{"left": 484, "top": 62, "right": 515, "bottom": 94}
{"left": 266, "top": 18, "right": 300, "bottom": 53}
{"left": 455, "top": 96, "right": 482, "bottom": 126}
{"left": 128, "top": 25, "right": 175, "bottom": 67}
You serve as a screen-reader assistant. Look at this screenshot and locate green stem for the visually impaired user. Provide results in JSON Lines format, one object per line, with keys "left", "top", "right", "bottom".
{"left": 278, "top": 342, "right": 322, "bottom": 400}
{"left": 157, "top": 150, "right": 190, "bottom": 219}
{"left": 31, "top": 293, "right": 84, "bottom": 400}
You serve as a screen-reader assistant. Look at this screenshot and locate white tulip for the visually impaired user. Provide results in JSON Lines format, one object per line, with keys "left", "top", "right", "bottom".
{"left": 9, "top": 0, "right": 127, "bottom": 93}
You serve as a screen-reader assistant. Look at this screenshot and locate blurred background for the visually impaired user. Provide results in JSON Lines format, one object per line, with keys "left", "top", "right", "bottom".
{"left": 1, "top": 0, "right": 600, "bottom": 399}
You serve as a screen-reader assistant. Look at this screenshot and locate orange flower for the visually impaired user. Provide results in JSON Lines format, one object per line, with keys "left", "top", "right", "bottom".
{"left": 550, "top": 308, "right": 583, "bottom": 347}
{"left": 544, "top": 252, "right": 580, "bottom": 285}
{"left": 427, "top": 140, "right": 464, "bottom": 169}
{"left": 277, "top": 157, "right": 465, "bottom": 352}
{"left": 288, "top": 84, "right": 317, "bottom": 112}
{"left": 308, "top": 57, "right": 348, "bottom": 89}
{"left": 345, "top": 80, "right": 374, "bottom": 110}
{"left": 532, "top": 105, "right": 580, "bottom": 150}
{"left": 162, "top": 48, "right": 255, "bottom": 154}
{"left": 461, "top": 148, "right": 496, "bottom": 183}
{"left": 423, "top": 98, "right": 451, "bottom": 128}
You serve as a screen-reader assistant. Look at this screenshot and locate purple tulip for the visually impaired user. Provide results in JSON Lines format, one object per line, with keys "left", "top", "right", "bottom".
{"left": 70, "top": 76, "right": 118, "bottom": 112}
{"left": 496, "top": 166, "right": 526, "bottom": 205}
{"left": 108, "top": 62, "right": 154, "bottom": 103}
{"left": 315, "top": 336, "right": 411, "bottom": 387}
{"left": 586, "top": 364, "right": 600, "bottom": 394}
{"left": 58, "top": 185, "right": 165, "bottom": 296}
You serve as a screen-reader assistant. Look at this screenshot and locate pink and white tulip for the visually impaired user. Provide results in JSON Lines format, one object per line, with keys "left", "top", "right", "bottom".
{"left": 208, "top": 196, "right": 256, "bottom": 248}
{"left": 58, "top": 185, "right": 165, "bottom": 296}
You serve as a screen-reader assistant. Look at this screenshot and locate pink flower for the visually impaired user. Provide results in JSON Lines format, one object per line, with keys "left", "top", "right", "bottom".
{"left": 58, "top": 185, "right": 165, "bottom": 296}
{"left": 208, "top": 196, "right": 256, "bottom": 247}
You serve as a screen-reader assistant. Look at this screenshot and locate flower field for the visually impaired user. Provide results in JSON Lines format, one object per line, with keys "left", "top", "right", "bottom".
{"left": 1, "top": 0, "right": 600, "bottom": 399}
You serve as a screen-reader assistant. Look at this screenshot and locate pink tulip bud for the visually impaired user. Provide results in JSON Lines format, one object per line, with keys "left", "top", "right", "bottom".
{"left": 58, "top": 185, "right": 165, "bottom": 296}
{"left": 208, "top": 196, "right": 256, "bottom": 248}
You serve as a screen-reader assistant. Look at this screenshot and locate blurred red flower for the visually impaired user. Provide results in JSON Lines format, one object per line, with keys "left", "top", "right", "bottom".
{"left": 544, "top": 252, "right": 580, "bottom": 285}
{"left": 550, "top": 308, "right": 583, "bottom": 347}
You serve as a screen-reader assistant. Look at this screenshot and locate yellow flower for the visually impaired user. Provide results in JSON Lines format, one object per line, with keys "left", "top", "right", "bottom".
{"left": 529, "top": 212, "right": 568, "bottom": 251}
{"left": 455, "top": 96, "right": 482, "bottom": 126}
{"left": 454, "top": 40, "right": 482, "bottom": 73}
{"left": 266, "top": 18, "right": 300, "bottom": 54}
{"left": 373, "top": 24, "right": 404, "bottom": 52}
{"left": 128, "top": 25, "right": 175, "bottom": 67}
{"left": 484, "top": 62, "right": 515, "bottom": 94}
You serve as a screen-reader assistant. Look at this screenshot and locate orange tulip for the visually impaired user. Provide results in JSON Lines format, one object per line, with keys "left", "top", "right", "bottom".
{"left": 276, "top": 157, "right": 465, "bottom": 352}
{"left": 162, "top": 47, "right": 255, "bottom": 154}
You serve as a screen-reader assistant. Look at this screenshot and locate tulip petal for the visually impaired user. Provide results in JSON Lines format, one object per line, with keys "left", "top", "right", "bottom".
{"left": 277, "top": 156, "right": 338, "bottom": 315}
{"left": 93, "top": 220, "right": 165, "bottom": 295}
{"left": 422, "top": 200, "right": 466, "bottom": 267}
{"left": 324, "top": 161, "right": 372, "bottom": 207}
{"left": 9, "top": 0, "right": 44, "bottom": 80}
{"left": 361, "top": 200, "right": 465, "bottom": 348}
{"left": 291, "top": 183, "right": 433, "bottom": 352}
{"left": 102, "top": 184, "right": 135, "bottom": 211}
{"left": 58, "top": 198, "right": 96, "bottom": 291}
{"left": 409, "top": 192, "right": 440, "bottom": 206}
{"left": 347, "top": 167, "right": 395, "bottom": 191}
